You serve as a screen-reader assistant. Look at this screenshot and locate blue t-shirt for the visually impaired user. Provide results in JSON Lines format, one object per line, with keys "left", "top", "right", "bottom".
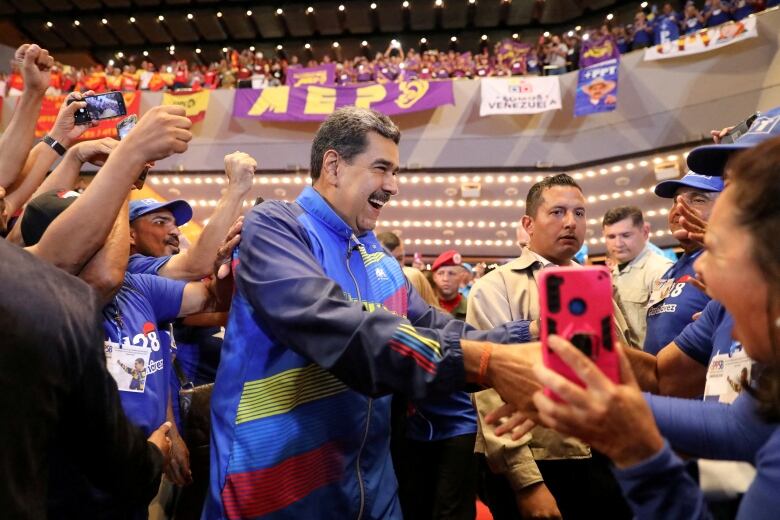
{"left": 732, "top": 0, "right": 754, "bottom": 20}
{"left": 102, "top": 273, "right": 185, "bottom": 435}
{"left": 632, "top": 26, "right": 654, "bottom": 48}
{"left": 127, "top": 253, "right": 223, "bottom": 386}
{"left": 643, "top": 251, "right": 711, "bottom": 355}
{"left": 707, "top": 7, "right": 732, "bottom": 27}
{"left": 684, "top": 16, "right": 704, "bottom": 34}
{"left": 654, "top": 14, "right": 681, "bottom": 44}
{"left": 675, "top": 300, "right": 735, "bottom": 366}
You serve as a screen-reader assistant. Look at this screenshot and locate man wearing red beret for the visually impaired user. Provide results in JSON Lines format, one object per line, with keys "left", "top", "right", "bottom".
{"left": 432, "top": 249, "right": 468, "bottom": 320}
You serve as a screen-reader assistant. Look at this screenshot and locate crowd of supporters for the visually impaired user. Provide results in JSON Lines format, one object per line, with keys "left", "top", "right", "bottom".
{"left": 1, "top": 0, "right": 775, "bottom": 96}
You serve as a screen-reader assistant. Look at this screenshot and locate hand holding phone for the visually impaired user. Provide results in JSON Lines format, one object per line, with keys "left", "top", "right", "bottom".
{"left": 116, "top": 115, "right": 149, "bottom": 189}
{"left": 69, "top": 91, "right": 127, "bottom": 125}
{"left": 539, "top": 266, "right": 620, "bottom": 402}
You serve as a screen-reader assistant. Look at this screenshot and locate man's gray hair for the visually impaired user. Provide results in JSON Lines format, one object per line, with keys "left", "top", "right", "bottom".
{"left": 310, "top": 107, "right": 401, "bottom": 181}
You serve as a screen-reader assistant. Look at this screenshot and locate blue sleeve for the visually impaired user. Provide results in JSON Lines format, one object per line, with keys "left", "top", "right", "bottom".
{"left": 739, "top": 429, "right": 780, "bottom": 520}
{"left": 235, "top": 202, "right": 466, "bottom": 400}
{"left": 127, "top": 254, "right": 172, "bottom": 275}
{"left": 127, "top": 273, "right": 186, "bottom": 323}
{"left": 613, "top": 441, "right": 711, "bottom": 520}
{"left": 646, "top": 392, "right": 776, "bottom": 462}
{"left": 406, "top": 279, "right": 533, "bottom": 344}
{"left": 674, "top": 300, "right": 721, "bottom": 366}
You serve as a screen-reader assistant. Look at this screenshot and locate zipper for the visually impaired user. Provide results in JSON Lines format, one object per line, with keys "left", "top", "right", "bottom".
{"left": 346, "top": 236, "right": 370, "bottom": 519}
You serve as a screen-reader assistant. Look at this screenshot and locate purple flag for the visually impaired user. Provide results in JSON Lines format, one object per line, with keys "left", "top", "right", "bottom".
{"left": 233, "top": 80, "right": 455, "bottom": 122}
{"left": 495, "top": 39, "right": 532, "bottom": 65}
{"left": 579, "top": 35, "right": 621, "bottom": 68}
{"left": 286, "top": 63, "right": 337, "bottom": 87}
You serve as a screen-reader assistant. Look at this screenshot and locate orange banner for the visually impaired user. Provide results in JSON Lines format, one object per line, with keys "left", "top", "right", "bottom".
{"left": 35, "top": 92, "right": 141, "bottom": 141}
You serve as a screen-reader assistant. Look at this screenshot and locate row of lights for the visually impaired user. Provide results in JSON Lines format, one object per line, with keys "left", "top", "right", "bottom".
{"left": 397, "top": 228, "right": 673, "bottom": 250}
{"left": 378, "top": 206, "right": 670, "bottom": 230}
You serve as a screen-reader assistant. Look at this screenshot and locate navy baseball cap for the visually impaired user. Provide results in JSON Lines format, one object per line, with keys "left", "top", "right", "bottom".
{"left": 129, "top": 198, "right": 192, "bottom": 226}
{"left": 21, "top": 190, "right": 80, "bottom": 246}
{"left": 654, "top": 171, "right": 724, "bottom": 198}
{"left": 686, "top": 106, "right": 780, "bottom": 176}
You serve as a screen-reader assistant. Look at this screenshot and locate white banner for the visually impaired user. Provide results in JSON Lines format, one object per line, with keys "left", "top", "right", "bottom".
{"left": 643, "top": 16, "right": 758, "bottom": 61}
{"left": 480, "top": 76, "right": 562, "bottom": 116}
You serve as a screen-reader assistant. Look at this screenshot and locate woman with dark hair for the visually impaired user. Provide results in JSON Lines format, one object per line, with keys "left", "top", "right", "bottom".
{"left": 492, "top": 136, "right": 780, "bottom": 519}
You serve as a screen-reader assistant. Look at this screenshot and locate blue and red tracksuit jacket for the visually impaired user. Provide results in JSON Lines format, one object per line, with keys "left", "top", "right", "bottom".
{"left": 204, "top": 186, "right": 529, "bottom": 519}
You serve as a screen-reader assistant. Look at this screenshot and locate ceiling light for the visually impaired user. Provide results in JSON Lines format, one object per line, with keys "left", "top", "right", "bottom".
{"left": 306, "top": 6, "right": 315, "bottom": 14}
{"left": 249, "top": 46, "right": 255, "bottom": 51}
{"left": 143, "top": 50, "right": 149, "bottom": 56}
{"left": 102, "top": 18, "right": 108, "bottom": 24}
{"left": 46, "top": 21, "right": 53, "bottom": 28}
{"left": 543, "top": 31, "right": 550, "bottom": 37}
{"left": 246, "top": 10, "right": 252, "bottom": 16}
{"left": 567, "top": 30, "right": 573, "bottom": 36}
{"left": 332, "top": 41, "right": 340, "bottom": 47}
{"left": 108, "top": 59, "right": 115, "bottom": 66}
{"left": 276, "top": 44, "right": 283, "bottom": 50}
{"left": 450, "top": 36, "right": 457, "bottom": 41}
{"left": 216, "top": 11, "right": 223, "bottom": 18}
{"left": 276, "top": 8, "right": 284, "bottom": 15}
{"left": 222, "top": 47, "right": 228, "bottom": 52}
{"left": 187, "top": 13, "right": 194, "bottom": 20}
{"left": 641, "top": 1, "right": 648, "bottom": 7}
{"left": 435, "top": 0, "right": 444, "bottom": 6}
{"left": 512, "top": 33, "right": 519, "bottom": 39}
{"left": 339, "top": 4, "right": 346, "bottom": 11}
{"left": 606, "top": 13, "right": 614, "bottom": 20}
{"left": 469, "top": 0, "right": 476, "bottom": 4}
{"left": 304, "top": 43, "right": 311, "bottom": 49}
{"left": 583, "top": 33, "right": 590, "bottom": 41}
{"left": 420, "top": 37, "right": 427, "bottom": 43}
{"left": 370, "top": 2, "right": 378, "bottom": 8}
{"left": 575, "top": 25, "right": 581, "bottom": 31}
{"left": 169, "top": 45, "right": 175, "bottom": 51}
{"left": 481, "top": 34, "right": 488, "bottom": 40}
{"left": 158, "top": 15, "right": 165, "bottom": 21}
{"left": 116, "top": 51, "right": 124, "bottom": 58}
{"left": 73, "top": 20, "right": 80, "bottom": 26}
{"left": 129, "top": 17, "right": 136, "bottom": 23}
{"left": 361, "top": 40, "right": 368, "bottom": 46}
{"left": 169, "top": 50, "right": 175, "bottom": 55}
{"left": 403, "top": 0, "right": 410, "bottom": 7}
{"left": 195, "top": 48, "right": 202, "bottom": 53}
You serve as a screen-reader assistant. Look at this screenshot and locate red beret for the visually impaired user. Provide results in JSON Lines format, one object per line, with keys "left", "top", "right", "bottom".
{"left": 431, "top": 249, "right": 463, "bottom": 272}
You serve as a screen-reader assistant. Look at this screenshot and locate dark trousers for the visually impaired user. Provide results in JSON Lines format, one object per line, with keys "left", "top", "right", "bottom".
{"left": 477, "top": 451, "right": 633, "bottom": 520}
{"left": 398, "top": 433, "right": 478, "bottom": 520}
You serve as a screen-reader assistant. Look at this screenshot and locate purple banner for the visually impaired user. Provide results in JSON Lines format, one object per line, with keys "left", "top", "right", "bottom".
{"left": 286, "top": 63, "right": 337, "bottom": 87}
{"left": 579, "top": 35, "right": 621, "bottom": 68}
{"left": 233, "top": 80, "right": 455, "bottom": 122}
{"left": 496, "top": 39, "right": 532, "bottom": 65}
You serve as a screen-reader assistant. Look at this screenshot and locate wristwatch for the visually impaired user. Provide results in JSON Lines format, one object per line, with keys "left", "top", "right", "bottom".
{"left": 42, "top": 135, "right": 67, "bottom": 156}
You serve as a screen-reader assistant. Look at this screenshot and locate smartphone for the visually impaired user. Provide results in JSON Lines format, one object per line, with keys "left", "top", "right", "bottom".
{"left": 539, "top": 266, "right": 620, "bottom": 401}
{"left": 720, "top": 113, "right": 759, "bottom": 144}
{"left": 116, "top": 114, "right": 137, "bottom": 140}
{"left": 71, "top": 91, "right": 127, "bottom": 125}
{"left": 116, "top": 115, "right": 148, "bottom": 189}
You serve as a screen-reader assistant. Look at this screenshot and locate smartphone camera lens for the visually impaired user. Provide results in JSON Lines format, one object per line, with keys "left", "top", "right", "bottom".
{"left": 568, "top": 298, "right": 587, "bottom": 316}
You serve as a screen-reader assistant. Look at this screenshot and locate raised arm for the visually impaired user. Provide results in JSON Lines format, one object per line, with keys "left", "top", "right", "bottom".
{"left": 158, "top": 151, "right": 254, "bottom": 280}
{"left": 78, "top": 200, "right": 130, "bottom": 306}
{"left": 25, "top": 105, "right": 192, "bottom": 274}
{"left": 0, "top": 44, "right": 53, "bottom": 188}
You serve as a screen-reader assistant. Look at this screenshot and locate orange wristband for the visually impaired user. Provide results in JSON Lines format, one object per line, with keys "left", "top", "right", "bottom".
{"left": 477, "top": 343, "right": 493, "bottom": 387}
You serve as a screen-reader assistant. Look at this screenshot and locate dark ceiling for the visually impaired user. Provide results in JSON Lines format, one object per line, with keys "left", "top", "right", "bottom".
{"left": 0, "top": 0, "right": 634, "bottom": 67}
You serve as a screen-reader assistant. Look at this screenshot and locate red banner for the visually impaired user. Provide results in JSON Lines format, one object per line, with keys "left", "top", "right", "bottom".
{"left": 35, "top": 92, "right": 141, "bottom": 141}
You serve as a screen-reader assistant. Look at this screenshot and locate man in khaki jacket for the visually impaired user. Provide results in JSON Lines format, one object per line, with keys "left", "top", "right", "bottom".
{"left": 467, "top": 174, "right": 633, "bottom": 520}
{"left": 602, "top": 206, "right": 673, "bottom": 347}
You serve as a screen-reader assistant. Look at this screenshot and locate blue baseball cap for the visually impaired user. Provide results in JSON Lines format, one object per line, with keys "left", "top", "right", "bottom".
{"left": 686, "top": 107, "right": 780, "bottom": 176}
{"left": 129, "top": 198, "right": 192, "bottom": 226}
{"left": 654, "top": 171, "right": 724, "bottom": 198}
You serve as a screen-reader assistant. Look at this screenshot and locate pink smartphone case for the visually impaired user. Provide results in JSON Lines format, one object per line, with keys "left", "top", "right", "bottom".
{"left": 539, "top": 266, "right": 620, "bottom": 401}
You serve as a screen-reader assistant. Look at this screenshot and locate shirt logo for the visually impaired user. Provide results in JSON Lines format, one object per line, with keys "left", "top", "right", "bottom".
{"left": 375, "top": 267, "right": 388, "bottom": 280}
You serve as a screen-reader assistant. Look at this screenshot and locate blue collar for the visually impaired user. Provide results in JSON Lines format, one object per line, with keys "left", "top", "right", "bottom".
{"left": 296, "top": 186, "right": 357, "bottom": 241}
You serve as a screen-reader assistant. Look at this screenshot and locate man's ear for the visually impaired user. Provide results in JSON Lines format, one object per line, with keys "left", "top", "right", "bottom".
{"left": 642, "top": 222, "right": 651, "bottom": 240}
{"left": 521, "top": 215, "right": 534, "bottom": 237}
{"left": 320, "top": 150, "right": 340, "bottom": 188}
{"left": 128, "top": 225, "right": 137, "bottom": 247}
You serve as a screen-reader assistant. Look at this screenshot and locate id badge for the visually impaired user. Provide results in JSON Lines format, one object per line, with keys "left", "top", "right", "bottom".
{"left": 647, "top": 278, "right": 675, "bottom": 308}
{"left": 105, "top": 340, "right": 150, "bottom": 393}
{"left": 703, "top": 344, "right": 753, "bottom": 404}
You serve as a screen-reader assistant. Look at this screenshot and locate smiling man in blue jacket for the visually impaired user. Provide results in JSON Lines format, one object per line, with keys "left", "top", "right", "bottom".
{"left": 204, "top": 107, "right": 539, "bottom": 519}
